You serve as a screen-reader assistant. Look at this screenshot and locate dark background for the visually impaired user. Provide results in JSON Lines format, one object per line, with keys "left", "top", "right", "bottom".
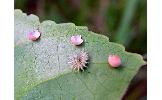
{"left": 15, "top": 0, "right": 147, "bottom": 99}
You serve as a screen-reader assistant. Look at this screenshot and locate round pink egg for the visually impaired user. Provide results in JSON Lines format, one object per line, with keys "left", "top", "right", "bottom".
{"left": 108, "top": 55, "right": 121, "bottom": 67}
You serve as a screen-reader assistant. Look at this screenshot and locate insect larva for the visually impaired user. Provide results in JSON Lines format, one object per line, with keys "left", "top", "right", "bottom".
{"left": 68, "top": 52, "right": 89, "bottom": 71}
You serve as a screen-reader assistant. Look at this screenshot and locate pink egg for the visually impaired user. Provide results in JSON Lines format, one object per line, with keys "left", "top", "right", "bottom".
{"left": 108, "top": 55, "right": 121, "bottom": 67}
{"left": 70, "top": 35, "right": 83, "bottom": 45}
{"left": 28, "top": 30, "right": 41, "bottom": 41}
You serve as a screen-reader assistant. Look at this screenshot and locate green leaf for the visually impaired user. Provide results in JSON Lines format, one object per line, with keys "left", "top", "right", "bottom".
{"left": 15, "top": 9, "right": 145, "bottom": 100}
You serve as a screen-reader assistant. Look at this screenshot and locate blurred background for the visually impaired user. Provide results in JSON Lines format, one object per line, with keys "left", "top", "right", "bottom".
{"left": 15, "top": 0, "right": 147, "bottom": 99}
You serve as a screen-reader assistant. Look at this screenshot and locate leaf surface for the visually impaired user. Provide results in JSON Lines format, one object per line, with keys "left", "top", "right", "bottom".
{"left": 14, "top": 9, "right": 145, "bottom": 100}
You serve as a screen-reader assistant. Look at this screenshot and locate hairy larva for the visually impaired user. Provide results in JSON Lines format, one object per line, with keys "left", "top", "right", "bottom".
{"left": 108, "top": 55, "right": 121, "bottom": 68}
{"left": 70, "top": 35, "right": 83, "bottom": 45}
{"left": 68, "top": 52, "right": 89, "bottom": 71}
{"left": 28, "top": 29, "right": 41, "bottom": 41}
